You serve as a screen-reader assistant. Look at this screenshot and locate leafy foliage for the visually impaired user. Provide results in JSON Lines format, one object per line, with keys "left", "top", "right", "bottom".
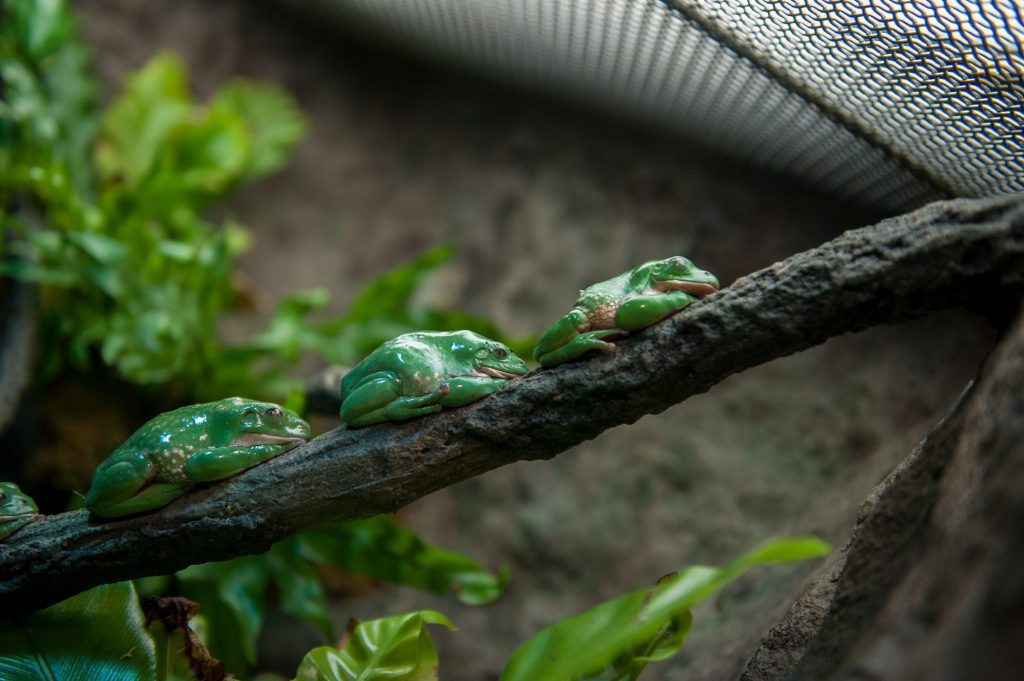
{"left": 0, "top": 0, "right": 98, "bottom": 195}
{"left": 1, "top": 0, "right": 527, "bottom": 406}
{"left": 175, "top": 516, "right": 505, "bottom": 674}
{"left": 293, "top": 611, "right": 454, "bottom": 681}
{"left": 1, "top": 31, "right": 306, "bottom": 395}
{"left": 0, "top": 581, "right": 157, "bottom": 681}
{"left": 239, "top": 245, "right": 534, "bottom": 373}
{"left": 294, "top": 515, "right": 508, "bottom": 606}
{"left": 501, "top": 537, "right": 830, "bottom": 681}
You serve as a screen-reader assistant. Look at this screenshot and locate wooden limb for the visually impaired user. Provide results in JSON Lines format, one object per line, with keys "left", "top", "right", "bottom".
{"left": 1, "top": 194, "right": 1022, "bottom": 614}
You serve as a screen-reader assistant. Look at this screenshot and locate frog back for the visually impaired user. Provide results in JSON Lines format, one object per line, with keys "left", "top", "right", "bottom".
{"left": 101, "top": 406, "right": 220, "bottom": 475}
{"left": 342, "top": 333, "right": 452, "bottom": 397}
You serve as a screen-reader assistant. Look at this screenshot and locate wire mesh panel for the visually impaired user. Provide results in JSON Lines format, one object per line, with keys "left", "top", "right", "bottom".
{"left": 299, "top": 0, "right": 1024, "bottom": 210}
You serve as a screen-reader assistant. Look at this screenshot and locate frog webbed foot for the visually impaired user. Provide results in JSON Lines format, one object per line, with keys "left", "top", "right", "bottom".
{"left": 534, "top": 309, "right": 624, "bottom": 367}
{"left": 536, "top": 328, "right": 622, "bottom": 367}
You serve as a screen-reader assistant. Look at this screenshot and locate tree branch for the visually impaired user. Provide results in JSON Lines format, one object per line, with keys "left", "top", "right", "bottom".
{"left": 2, "top": 194, "right": 1022, "bottom": 614}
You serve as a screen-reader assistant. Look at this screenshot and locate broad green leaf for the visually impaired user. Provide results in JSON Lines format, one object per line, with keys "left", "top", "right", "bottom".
{"left": 502, "top": 537, "right": 829, "bottom": 681}
{"left": 95, "top": 52, "right": 190, "bottom": 186}
{"left": 295, "top": 516, "right": 508, "bottom": 605}
{"left": 643, "top": 537, "right": 831, "bottom": 620}
{"left": 341, "top": 246, "right": 453, "bottom": 324}
{"left": 211, "top": 81, "right": 307, "bottom": 179}
{"left": 65, "top": 230, "right": 127, "bottom": 264}
{"left": 177, "top": 555, "right": 269, "bottom": 670}
{"left": 171, "top": 518, "right": 500, "bottom": 677}
{"left": 249, "top": 288, "right": 332, "bottom": 361}
{"left": 575, "top": 609, "right": 693, "bottom": 681}
{"left": 294, "top": 611, "right": 454, "bottom": 681}
{"left": 0, "top": 581, "right": 157, "bottom": 681}
{"left": 267, "top": 541, "right": 336, "bottom": 641}
{"left": 1, "top": 0, "right": 98, "bottom": 194}
{"left": 41, "top": 33, "right": 98, "bottom": 195}
{"left": 161, "top": 105, "right": 250, "bottom": 198}
{"left": 10, "top": 0, "right": 71, "bottom": 61}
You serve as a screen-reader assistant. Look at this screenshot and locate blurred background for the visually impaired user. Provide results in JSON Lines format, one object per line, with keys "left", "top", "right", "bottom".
{"left": 2, "top": 0, "right": 1020, "bottom": 679}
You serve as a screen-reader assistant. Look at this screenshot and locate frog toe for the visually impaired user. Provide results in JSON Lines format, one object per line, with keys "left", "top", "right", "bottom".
{"left": 537, "top": 329, "right": 623, "bottom": 367}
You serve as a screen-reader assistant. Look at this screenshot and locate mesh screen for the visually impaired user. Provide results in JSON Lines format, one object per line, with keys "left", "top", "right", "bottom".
{"left": 300, "top": 0, "right": 1024, "bottom": 210}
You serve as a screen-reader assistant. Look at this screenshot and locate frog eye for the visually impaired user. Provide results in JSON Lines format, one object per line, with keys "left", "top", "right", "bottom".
{"left": 265, "top": 406, "right": 283, "bottom": 418}
{"left": 493, "top": 348, "right": 508, "bottom": 359}
{"left": 0, "top": 492, "right": 7, "bottom": 504}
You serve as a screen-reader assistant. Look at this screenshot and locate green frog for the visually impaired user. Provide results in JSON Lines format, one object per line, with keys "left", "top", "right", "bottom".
{"left": 84, "top": 397, "right": 311, "bottom": 518}
{"left": 341, "top": 330, "right": 529, "bottom": 427}
{"left": 533, "top": 256, "right": 719, "bottom": 367}
{"left": 0, "top": 482, "right": 39, "bottom": 540}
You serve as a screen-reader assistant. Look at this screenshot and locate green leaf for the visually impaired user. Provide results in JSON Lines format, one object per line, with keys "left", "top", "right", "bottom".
{"left": 293, "top": 611, "right": 454, "bottom": 681}
{"left": 0, "top": 581, "right": 157, "bottom": 681}
{"left": 342, "top": 246, "right": 452, "bottom": 324}
{"left": 249, "top": 288, "right": 331, "bottom": 361}
{"left": 163, "top": 105, "right": 250, "bottom": 197}
{"left": 65, "top": 230, "right": 127, "bottom": 264}
{"left": 94, "top": 52, "right": 190, "bottom": 186}
{"left": 295, "top": 516, "right": 507, "bottom": 605}
{"left": 1, "top": 0, "right": 98, "bottom": 194}
{"left": 176, "top": 555, "right": 269, "bottom": 671}
{"left": 267, "top": 541, "right": 336, "bottom": 642}
{"left": 742, "top": 536, "right": 832, "bottom": 564}
{"left": 501, "top": 537, "right": 829, "bottom": 681}
{"left": 211, "top": 81, "right": 307, "bottom": 179}
{"left": 10, "top": 0, "right": 72, "bottom": 61}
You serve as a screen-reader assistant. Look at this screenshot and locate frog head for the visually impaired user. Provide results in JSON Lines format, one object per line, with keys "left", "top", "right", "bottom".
{"left": 0, "top": 482, "right": 39, "bottom": 540}
{"left": 212, "top": 397, "right": 312, "bottom": 452}
{"left": 646, "top": 256, "right": 719, "bottom": 298}
{"left": 451, "top": 331, "right": 529, "bottom": 379}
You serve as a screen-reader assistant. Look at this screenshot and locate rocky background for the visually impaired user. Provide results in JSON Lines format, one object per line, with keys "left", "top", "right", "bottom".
{"left": 73, "top": 2, "right": 1001, "bottom": 679}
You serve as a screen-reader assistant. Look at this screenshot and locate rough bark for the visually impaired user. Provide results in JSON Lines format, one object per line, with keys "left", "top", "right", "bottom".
{"left": 1, "top": 194, "right": 1022, "bottom": 614}
{"left": 742, "top": 300, "right": 1024, "bottom": 681}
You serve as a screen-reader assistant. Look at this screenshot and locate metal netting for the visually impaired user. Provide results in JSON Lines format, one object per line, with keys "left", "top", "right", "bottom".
{"left": 299, "top": 0, "right": 1024, "bottom": 211}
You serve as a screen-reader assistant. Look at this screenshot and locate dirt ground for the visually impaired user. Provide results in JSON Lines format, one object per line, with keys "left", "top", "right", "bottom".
{"left": 77, "top": 2, "right": 995, "bottom": 678}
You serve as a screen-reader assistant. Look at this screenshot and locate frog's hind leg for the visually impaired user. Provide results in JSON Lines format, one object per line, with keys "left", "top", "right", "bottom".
{"left": 341, "top": 371, "right": 448, "bottom": 427}
{"left": 534, "top": 310, "right": 622, "bottom": 368}
{"left": 84, "top": 458, "right": 193, "bottom": 518}
{"left": 88, "top": 482, "right": 194, "bottom": 518}
{"left": 615, "top": 290, "right": 698, "bottom": 330}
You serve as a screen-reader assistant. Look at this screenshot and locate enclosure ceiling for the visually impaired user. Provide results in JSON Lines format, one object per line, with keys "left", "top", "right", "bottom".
{"left": 298, "top": 0, "right": 1024, "bottom": 211}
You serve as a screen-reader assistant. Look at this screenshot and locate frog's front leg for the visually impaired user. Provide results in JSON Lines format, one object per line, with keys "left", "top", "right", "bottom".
{"left": 439, "top": 376, "right": 508, "bottom": 407}
{"left": 183, "top": 444, "right": 290, "bottom": 482}
{"left": 341, "top": 371, "right": 449, "bottom": 427}
{"left": 615, "top": 290, "right": 700, "bottom": 330}
{"left": 534, "top": 309, "right": 622, "bottom": 368}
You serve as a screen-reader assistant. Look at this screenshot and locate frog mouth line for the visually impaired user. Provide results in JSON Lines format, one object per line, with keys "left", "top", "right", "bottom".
{"left": 655, "top": 280, "right": 719, "bottom": 298}
{"left": 474, "top": 366, "right": 524, "bottom": 380}
{"left": 0, "top": 513, "right": 39, "bottom": 522}
{"left": 229, "top": 433, "right": 308, "bottom": 447}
